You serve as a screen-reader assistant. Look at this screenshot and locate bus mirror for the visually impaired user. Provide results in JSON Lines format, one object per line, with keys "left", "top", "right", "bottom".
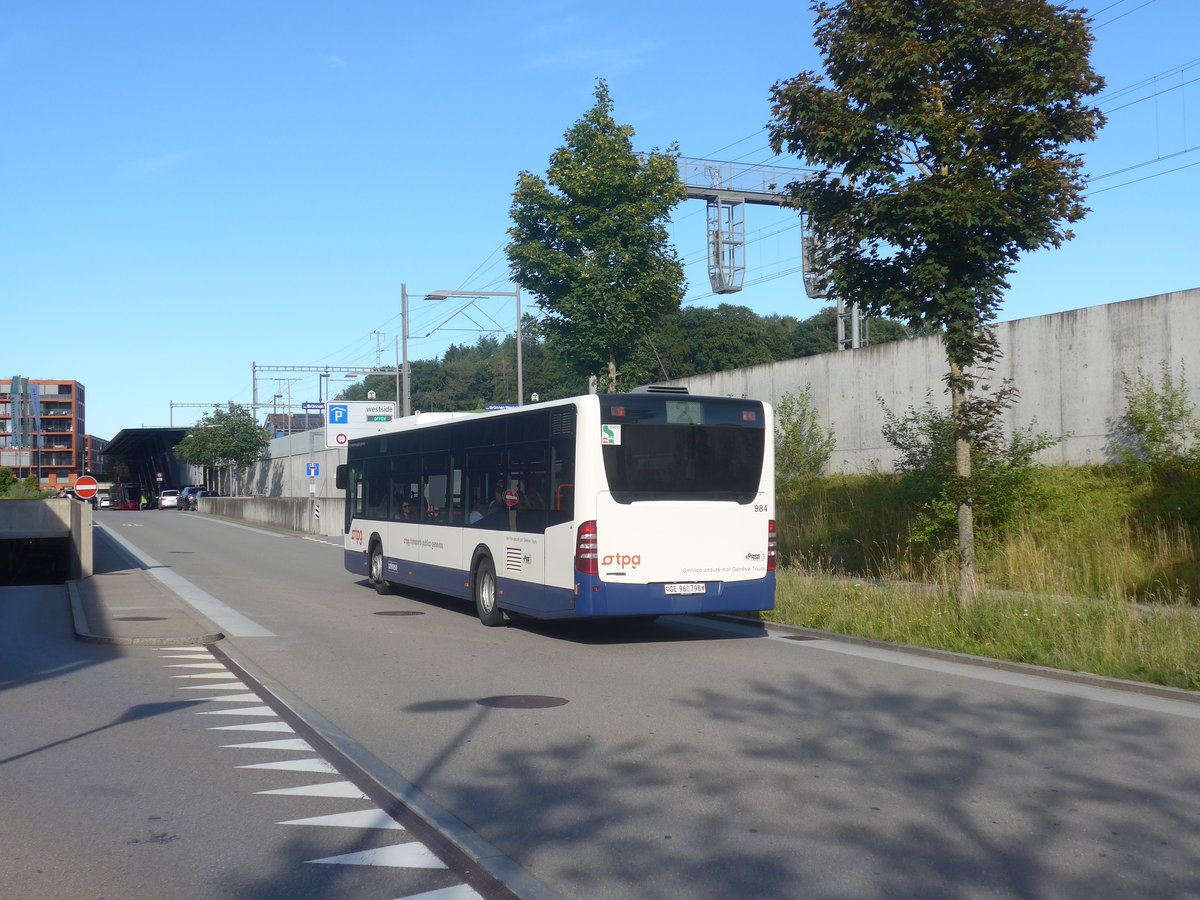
{"left": 335, "top": 465, "right": 348, "bottom": 491}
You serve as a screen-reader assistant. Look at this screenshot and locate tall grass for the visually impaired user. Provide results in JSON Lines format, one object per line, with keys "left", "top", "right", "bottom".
{"left": 778, "top": 465, "right": 1199, "bottom": 602}
{"left": 770, "top": 465, "right": 1200, "bottom": 689}
{"left": 773, "top": 571, "right": 1200, "bottom": 690}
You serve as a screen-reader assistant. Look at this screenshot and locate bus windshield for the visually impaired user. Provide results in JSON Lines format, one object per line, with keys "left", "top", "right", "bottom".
{"left": 599, "top": 395, "right": 765, "bottom": 503}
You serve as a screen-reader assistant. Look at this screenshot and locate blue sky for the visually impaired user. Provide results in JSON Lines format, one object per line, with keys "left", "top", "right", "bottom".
{"left": 4, "top": 0, "right": 1197, "bottom": 442}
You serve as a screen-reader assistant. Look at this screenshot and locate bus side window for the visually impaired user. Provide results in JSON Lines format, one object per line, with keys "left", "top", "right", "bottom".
{"left": 549, "top": 438, "right": 575, "bottom": 523}
{"left": 390, "top": 456, "right": 419, "bottom": 522}
{"left": 421, "top": 452, "right": 450, "bottom": 522}
{"left": 465, "top": 448, "right": 503, "bottom": 526}
{"left": 364, "top": 457, "right": 389, "bottom": 520}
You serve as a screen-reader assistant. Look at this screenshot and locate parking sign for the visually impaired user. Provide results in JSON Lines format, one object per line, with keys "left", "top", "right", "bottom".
{"left": 324, "top": 401, "right": 397, "bottom": 448}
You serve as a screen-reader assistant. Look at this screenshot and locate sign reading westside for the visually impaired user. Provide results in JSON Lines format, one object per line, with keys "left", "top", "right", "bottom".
{"left": 324, "top": 401, "right": 398, "bottom": 448}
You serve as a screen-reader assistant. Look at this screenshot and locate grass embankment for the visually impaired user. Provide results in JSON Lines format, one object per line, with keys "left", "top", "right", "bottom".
{"left": 769, "top": 465, "right": 1200, "bottom": 691}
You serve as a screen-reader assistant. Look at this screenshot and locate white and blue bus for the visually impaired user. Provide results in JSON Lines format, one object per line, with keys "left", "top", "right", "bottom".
{"left": 336, "top": 388, "right": 775, "bottom": 625}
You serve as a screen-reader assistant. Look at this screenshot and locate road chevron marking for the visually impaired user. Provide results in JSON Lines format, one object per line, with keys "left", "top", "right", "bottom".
{"left": 208, "top": 721, "right": 295, "bottom": 733}
{"left": 221, "top": 738, "right": 315, "bottom": 751}
{"left": 189, "top": 693, "right": 263, "bottom": 702}
{"left": 165, "top": 663, "right": 227, "bottom": 669}
{"left": 164, "top": 645, "right": 503, "bottom": 896}
{"left": 238, "top": 758, "right": 340, "bottom": 774}
{"left": 172, "top": 672, "right": 238, "bottom": 679}
{"left": 256, "top": 781, "right": 369, "bottom": 799}
{"left": 396, "top": 886, "right": 485, "bottom": 900}
{"left": 177, "top": 682, "right": 249, "bottom": 691}
{"left": 307, "top": 842, "right": 447, "bottom": 869}
{"left": 279, "top": 809, "right": 405, "bottom": 829}
{"left": 195, "top": 706, "right": 279, "bottom": 716}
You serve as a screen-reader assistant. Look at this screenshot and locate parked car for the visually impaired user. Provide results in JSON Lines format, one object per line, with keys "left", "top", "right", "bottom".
{"left": 98, "top": 493, "right": 111, "bottom": 509}
{"left": 178, "top": 485, "right": 204, "bottom": 511}
{"left": 159, "top": 489, "right": 180, "bottom": 509}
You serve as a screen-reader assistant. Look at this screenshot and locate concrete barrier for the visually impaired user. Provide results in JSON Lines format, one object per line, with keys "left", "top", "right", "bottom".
{"left": 670, "top": 287, "right": 1200, "bottom": 472}
{"left": 200, "top": 496, "right": 346, "bottom": 538}
{"left": 0, "top": 499, "right": 92, "bottom": 580}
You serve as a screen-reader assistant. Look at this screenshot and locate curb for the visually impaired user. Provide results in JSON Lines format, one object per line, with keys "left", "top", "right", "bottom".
{"left": 713, "top": 613, "right": 1200, "bottom": 705}
{"left": 67, "top": 580, "right": 225, "bottom": 647}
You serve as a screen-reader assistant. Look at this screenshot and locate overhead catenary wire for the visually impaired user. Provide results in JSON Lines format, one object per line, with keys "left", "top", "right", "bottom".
{"left": 319, "top": 0, "right": 1192, "bottom": 381}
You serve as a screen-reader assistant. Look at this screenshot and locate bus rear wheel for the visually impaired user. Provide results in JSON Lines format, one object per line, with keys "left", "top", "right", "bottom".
{"left": 369, "top": 543, "right": 391, "bottom": 595}
{"left": 473, "top": 557, "right": 504, "bottom": 627}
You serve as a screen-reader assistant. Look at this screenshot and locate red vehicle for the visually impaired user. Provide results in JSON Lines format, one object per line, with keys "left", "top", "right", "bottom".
{"left": 108, "top": 483, "right": 148, "bottom": 510}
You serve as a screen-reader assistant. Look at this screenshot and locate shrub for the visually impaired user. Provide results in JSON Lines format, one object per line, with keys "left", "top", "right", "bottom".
{"left": 1108, "top": 361, "right": 1200, "bottom": 481}
{"left": 880, "top": 385, "right": 1060, "bottom": 551}
{"left": 775, "top": 386, "right": 836, "bottom": 494}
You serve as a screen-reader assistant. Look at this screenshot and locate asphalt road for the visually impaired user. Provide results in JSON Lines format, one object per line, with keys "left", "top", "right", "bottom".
{"left": 6, "top": 508, "right": 1200, "bottom": 899}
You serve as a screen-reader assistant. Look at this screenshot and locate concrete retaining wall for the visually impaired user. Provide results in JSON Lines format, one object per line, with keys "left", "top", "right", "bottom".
{"left": 200, "top": 496, "right": 347, "bottom": 538}
{"left": 203, "top": 287, "right": 1198, "bottom": 536}
{"left": 670, "top": 288, "right": 1200, "bottom": 472}
{"left": 0, "top": 499, "right": 92, "bottom": 579}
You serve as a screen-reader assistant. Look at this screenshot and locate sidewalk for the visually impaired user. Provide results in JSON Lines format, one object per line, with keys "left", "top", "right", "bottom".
{"left": 67, "top": 531, "right": 224, "bottom": 646}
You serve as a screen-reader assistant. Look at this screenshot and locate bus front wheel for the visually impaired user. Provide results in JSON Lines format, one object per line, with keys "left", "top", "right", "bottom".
{"left": 473, "top": 557, "right": 504, "bottom": 627}
{"left": 369, "top": 543, "right": 391, "bottom": 595}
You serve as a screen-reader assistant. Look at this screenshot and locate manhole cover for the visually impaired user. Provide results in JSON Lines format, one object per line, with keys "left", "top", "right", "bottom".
{"left": 477, "top": 695, "right": 569, "bottom": 709}
{"left": 374, "top": 610, "right": 424, "bottom": 617}
{"left": 115, "top": 616, "right": 167, "bottom": 622}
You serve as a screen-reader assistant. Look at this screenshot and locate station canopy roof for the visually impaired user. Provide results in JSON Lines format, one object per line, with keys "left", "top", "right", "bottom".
{"left": 103, "top": 427, "right": 189, "bottom": 461}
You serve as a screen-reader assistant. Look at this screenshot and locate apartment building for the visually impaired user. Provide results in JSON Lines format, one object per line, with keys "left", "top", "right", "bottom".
{"left": 0, "top": 377, "right": 89, "bottom": 487}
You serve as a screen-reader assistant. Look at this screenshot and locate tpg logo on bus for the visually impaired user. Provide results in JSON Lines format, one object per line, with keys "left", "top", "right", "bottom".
{"left": 602, "top": 553, "right": 641, "bottom": 570}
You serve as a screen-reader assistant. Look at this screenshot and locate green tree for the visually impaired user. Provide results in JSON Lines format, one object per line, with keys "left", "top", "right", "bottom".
{"left": 174, "top": 403, "right": 270, "bottom": 492}
{"left": 507, "top": 79, "right": 687, "bottom": 391}
{"left": 0, "top": 466, "right": 15, "bottom": 495}
{"left": 767, "top": 0, "right": 1104, "bottom": 602}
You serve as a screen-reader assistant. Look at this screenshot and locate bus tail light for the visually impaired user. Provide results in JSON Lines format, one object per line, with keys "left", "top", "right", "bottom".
{"left": 575, "top": 520, "right": 598, "bottom": 574}
{"left": 767, "top": 519, "right": 777, "bottom": 571}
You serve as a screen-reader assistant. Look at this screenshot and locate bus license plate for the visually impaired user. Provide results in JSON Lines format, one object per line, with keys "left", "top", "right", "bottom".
{"left": 665, "top": 582, "right": 706, "bottom": 595}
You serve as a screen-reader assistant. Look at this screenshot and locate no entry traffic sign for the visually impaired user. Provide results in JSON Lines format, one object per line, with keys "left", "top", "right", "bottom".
{"left": 74, "top": 476, "right": 99, "bottom": 499}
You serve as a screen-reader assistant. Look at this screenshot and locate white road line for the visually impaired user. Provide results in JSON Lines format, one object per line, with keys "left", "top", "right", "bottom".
{"left": 96, "top": 521, "right": 275, "bottom": 637}
{"left": 176, "top": 516, "right": 289, "bottom": 539}
{"left": 768, "top": 633, "right": 1200, "bottom": 719}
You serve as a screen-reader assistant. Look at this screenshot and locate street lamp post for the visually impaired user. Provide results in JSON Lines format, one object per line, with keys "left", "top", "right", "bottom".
{"left": 401, "top": 284, "right": 411, "bottom": 417}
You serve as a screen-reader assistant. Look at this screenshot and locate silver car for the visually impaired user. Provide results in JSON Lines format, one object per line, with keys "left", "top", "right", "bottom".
{"left": 159, "top": 489, "right": 180, "bottom": 509}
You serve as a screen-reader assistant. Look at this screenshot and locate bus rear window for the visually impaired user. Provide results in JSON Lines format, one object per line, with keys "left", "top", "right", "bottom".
{"left": 599, "top": 396, "right": 765, "bottom": 503}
